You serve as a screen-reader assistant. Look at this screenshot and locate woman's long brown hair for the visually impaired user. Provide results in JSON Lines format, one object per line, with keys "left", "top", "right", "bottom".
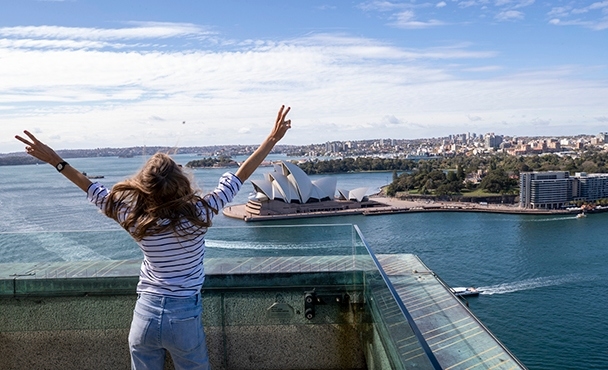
{"left": 104, "top": 152, "right": 213, "bottom": 241}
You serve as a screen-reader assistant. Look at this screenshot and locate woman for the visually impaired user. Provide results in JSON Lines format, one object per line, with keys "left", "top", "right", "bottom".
{"left": 15, "top": 105, "right": 292, "bottom": 370}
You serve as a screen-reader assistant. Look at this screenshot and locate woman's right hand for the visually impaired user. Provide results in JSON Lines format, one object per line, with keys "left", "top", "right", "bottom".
{"left": 268, "top": 105, "right": 292, "bottom": 143}
{"left": 235, "top": 105, "right": 293, "bottom": 182}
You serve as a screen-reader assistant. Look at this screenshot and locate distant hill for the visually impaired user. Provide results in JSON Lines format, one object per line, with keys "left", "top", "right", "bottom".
{"left": 0, "top": 145, "right": 292, "bottom": 166}
{"left": 0, "top": 156, "right": 42, "bottom": 166}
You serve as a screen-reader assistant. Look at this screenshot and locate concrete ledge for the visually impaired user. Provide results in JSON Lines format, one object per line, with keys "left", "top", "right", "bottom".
{"left": 0, "top": 289, "right": 366, "bottom": 370}
{"left": 0, "top": 254, "right": 526, "bottom": 369}
{"left": 0, "top": 257, "right": 369, "bottom": 370}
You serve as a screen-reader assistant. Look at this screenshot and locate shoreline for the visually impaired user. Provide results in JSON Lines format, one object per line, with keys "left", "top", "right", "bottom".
{"left": 223, "top": 195, "right": 588, "bottom": 222}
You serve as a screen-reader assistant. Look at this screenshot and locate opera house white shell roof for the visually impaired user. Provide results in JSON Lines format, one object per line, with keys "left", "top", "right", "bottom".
{"left": 337, "top": 187, "right": 369, "bottom": 202}
{"left": 250, "top": 161, "right": 339, "bottom": 203}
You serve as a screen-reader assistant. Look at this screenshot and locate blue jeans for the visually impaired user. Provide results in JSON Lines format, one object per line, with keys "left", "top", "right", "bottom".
{"left": 128, "top": 292, "right": 210, "bottom": 370}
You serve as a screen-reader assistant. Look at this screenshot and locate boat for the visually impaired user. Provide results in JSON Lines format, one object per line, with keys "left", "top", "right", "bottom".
{"left": 576, "top": 212, "right": 586, "bottom": 219}
{"left": 452, "top": 287, "right": 481, "bottom": 297}
{"left": 82, "top": 172, "right": 104, "bottom": 179}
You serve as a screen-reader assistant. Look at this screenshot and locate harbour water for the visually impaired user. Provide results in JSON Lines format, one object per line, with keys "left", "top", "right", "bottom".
{"left": 1, "top": 154, "right": 607, "bottom": 369}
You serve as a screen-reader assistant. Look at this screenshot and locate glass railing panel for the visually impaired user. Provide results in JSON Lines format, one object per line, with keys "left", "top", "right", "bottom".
{"left": 201, "top": 224, "right": 365, "bottom": 329}
{"left": 205, "top": 223, "right": 357, "bottom": 258}
{"left": 0, "top": 223, "right": 357, "bottom": 264}
{"left": 0, "top": 230, "right": 139, "bottom": 264}
{"left": 1, "top": 224, "right": 441, "bottom": 370}
{"left": 0, "top": 224, "right": 363, "bottom": 299}
{"left": 353, "top": 226, "right": 439, "bottom": 370}
{"left": 0, "top": 224, "right": 353, "bottom": 263}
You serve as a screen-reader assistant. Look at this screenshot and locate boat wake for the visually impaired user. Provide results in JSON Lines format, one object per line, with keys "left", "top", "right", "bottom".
{"left": 205, "top": 239, "right": 349, "bottom": 251}
{"left": 479, "top": 274, "right": 593, "bottom": 295}
{"left": 524, "top": 216, "right": 578, "bottom": 222}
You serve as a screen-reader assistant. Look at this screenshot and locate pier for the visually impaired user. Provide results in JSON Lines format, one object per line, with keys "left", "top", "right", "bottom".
{"left": 223, "top": 195, "right": 576, "bottom": 222}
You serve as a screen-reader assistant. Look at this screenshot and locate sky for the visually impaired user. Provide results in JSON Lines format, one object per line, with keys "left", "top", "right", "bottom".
{"left": 1, "top": 0, "right": 607, "bottom": 153}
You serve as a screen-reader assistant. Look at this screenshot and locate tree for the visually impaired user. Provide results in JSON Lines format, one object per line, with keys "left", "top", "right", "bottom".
{"left": 457, "top": 164, "right": 465, "bottom": 181}
{"left": 479, "top": 169, "right": 517, "bottom": 194}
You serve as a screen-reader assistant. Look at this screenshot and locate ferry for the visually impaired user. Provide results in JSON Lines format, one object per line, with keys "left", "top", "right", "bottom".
{"left": 81, "top": 172, "right": 104, "bottom": 179}
{"left": 452, "top": 286, "right": 481, "bottom": 297}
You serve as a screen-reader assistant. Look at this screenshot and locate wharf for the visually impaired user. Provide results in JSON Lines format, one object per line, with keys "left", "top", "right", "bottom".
{"left": 223, "top": 195, "right": 575, "bottom": 221}
{"left": 223, "top": 203, "right": 369, "bottom": 221}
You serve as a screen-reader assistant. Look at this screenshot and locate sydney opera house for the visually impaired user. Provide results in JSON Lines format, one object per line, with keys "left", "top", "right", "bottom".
{"left": 223, "top": 161, "right": 386, "bottom": 221}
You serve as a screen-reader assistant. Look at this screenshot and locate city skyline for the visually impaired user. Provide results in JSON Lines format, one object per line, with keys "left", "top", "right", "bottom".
{"left": 1, "top": 0, "right": 607, "bottom": 153}
{"left": 3, "top": 130, "right": 605, "bottom": 158}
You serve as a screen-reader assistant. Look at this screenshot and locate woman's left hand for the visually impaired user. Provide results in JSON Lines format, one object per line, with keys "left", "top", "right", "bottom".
{"left": 15, "top": 130, "right": 64, "bottom": 166}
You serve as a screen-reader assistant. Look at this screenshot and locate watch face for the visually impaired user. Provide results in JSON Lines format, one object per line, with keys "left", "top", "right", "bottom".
{"left": 57, "top": 163, "right": 64, "bottom": 171}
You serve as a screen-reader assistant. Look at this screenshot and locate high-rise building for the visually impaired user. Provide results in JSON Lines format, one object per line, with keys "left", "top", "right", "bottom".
{"left": 520, "top": 171, "right": 571, "bottom": 209}
{"left": 485, "top": 133, "right": 503, "bottom": 149}
{"left": 575, "top": 172, "right": 608, "bottom": 201}
{"left": 520, "top": 171, "right": 608, "bottom": 209}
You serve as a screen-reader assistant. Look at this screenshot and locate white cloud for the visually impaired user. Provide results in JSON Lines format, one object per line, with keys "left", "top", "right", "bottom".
{"left": 382, "top": 115, "right": 403, "bottom": 125}
{"left": 1, "top": 25, "right": 607, "bottom": 151}
{"left": 462, "top": 65, "right": 503, "bottom": 72}
{"left": 594, "top": 19, "right": 608, "bottom": 30}
{"left": 548, "top": 6, "right": 571, "bottom": 18}
{"left": 359, "top": 0, "right": 446, "bottom": 28}
{"left": 531, "top": 117, "right": 551, "bottom": 126}
{"left": 357, "top": 1, "right": 407, "bottom": 12}
{"left": 548, "top": 17, "right": 608, "bottom": 30}
{"left": 390, "top": 10, "right": 446, "bottom": 28}
{"left": 510, "top": 0, "right": 535, "bottom": 10}
{"left": 0, "top": 22, "right": 211, "bottom": 42}
{"left": 572, "top": 1, "right": 608, "bottom": 14}
{"left": 458, "top": 1, "right": 478, "bottom": 9}
{"left": 547, "top": 2, "right": 608, "bottom": 30}
{"left": 361, "top": 0, "right": 604, "bottom": 32}
{"left": 495, "top": 10, "right": 524, "bottom": 21}
{"left": 316, "top": 5, "right": 337, "bottom": 11}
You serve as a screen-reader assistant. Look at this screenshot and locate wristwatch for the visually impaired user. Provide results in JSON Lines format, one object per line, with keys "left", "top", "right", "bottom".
{"left": 55, "top": 161, "right": 69, "bottom": 172}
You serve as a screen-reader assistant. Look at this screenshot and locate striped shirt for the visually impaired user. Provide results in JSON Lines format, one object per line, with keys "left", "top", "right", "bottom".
{"left": 87, "top": 172, "right": 242, "bottom": 297}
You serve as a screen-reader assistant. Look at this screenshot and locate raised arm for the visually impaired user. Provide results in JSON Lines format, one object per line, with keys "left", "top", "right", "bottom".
{"left": 235, "top": 105, "right": 292, "bottom": 182}
{"left": 15, "top": 130, "right": 92, "bottom": 192}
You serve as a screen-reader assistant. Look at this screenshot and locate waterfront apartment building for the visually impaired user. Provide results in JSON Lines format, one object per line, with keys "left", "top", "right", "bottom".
{"left": 520, "top": 171, "right": 608, "bottom": 209}
{"left": 520, "top": 171, "right": 571, "bottom": 209}
{"left": 576, "top": 172, "right": 608, "bottom": 201}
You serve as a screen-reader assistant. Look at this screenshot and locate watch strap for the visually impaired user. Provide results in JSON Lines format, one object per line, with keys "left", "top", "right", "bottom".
{"left": 56, "top": 161, "right": 69, "bottom": 172}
